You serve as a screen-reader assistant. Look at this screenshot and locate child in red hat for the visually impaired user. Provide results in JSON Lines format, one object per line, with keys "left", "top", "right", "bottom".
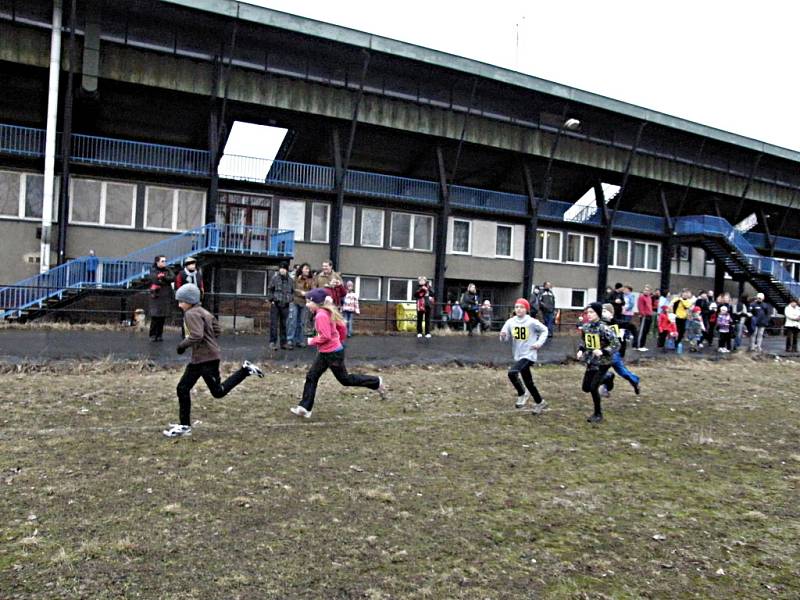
{"left": 499, "top": 298, "right": 549, "bottom": 414}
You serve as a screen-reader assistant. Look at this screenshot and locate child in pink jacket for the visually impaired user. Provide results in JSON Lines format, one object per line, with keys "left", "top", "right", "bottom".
{"left": 290, "top": 288, "right": 386, "bottom": 419}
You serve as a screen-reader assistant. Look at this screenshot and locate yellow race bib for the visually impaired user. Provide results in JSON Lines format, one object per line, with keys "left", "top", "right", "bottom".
{"left": 513, "top": 326, "right": 529, "bottom": 340}
{"left": 584, "top": 332, "right": 601, "bottom": 349}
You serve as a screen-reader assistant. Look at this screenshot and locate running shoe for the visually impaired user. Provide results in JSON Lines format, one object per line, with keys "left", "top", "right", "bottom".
{"left": 242, "top": 360, "right": 264, "bottom": 378}
{"left": 162, "top": 424, "right": 192, "bottom": 438}
{"left": 290, "top": 406, "right": 312, "bottom": 418}
{"left": 531, "top": 400, "right": 548, "bottom": 415}
{"left": 515, "top": 392, "right": 529, "bottom": 408}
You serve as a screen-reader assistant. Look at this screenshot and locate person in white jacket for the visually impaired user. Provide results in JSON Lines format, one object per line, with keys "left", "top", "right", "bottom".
{"left": 783, "top": 298, "right": 800, "bottom": 352}
{"left": 499, "top": 298, "right": 549, "bottom": 414}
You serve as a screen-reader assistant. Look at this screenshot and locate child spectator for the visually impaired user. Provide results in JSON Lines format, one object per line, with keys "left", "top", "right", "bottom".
{"left": 577, "top": 302, "right": 620, "bottom": 423}
{"left": 290, "top": 289, "right": 386, "bottom": 419}
{"left": 500, "top": 298, "right": 548, "bottom": 414}
{"left": 449, "top": 300, "right": 464, "bottom": 331}
{"left": 415, "top": 276, "right": 434, "bottom": 338}
{"left": 657, "top": 305, "right": 678, "bottom": 351}
{"left": 685, "top": 306, "right": 706, "bottom": 352}
{"left": 478, "top": 299, "right": 494, "bottom": 333}
{"left": 621, "top": 285, "right": 635, "bottom": 322}
{"left": 716, "top": 305, "right": 732, "bottom": 352}
{"left": 163, "top": 284, "right": 263, "bottom": 438}
{"left": 341, "top": 280, "right": 360, "bottom": 338}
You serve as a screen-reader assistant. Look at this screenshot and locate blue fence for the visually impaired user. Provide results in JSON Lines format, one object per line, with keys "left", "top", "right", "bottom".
{"left": 0, "top": 124, "right": 46, "bottom": 158}
{"left": 449, "top": 185, "right": 528, "bottom": 215}
{"left": 345, "top": 169, "right": 440, "bottom": 204}
{"left": 0, "top": 224, "right": 294, "bottom": 318}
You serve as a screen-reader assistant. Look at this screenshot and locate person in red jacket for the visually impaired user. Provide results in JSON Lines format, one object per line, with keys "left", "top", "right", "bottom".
{"left": 636, "top": 285, "right": 654, "bottom": 351}
{"left": 290, "top": 288, "right": 386, "bottom": 419}
{"left": 657, "top": 304, "right": 678, "bottom": 351}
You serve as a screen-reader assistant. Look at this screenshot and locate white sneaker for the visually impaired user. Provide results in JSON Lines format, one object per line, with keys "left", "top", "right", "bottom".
{"left": 599, "top": 385, "right": 610, "bottom": 398}
{"left": 515, "top": 392, "right": 529, "bottom": 408}
{"left": 531, "top": 400, "right": 548, "bottom": 415}
{"left": 163, "top": 424, "right": 192, "bottom": 438}
{"left": 637, "top": 347, "right": 648, "bottom": 352}
{"left": 242, "top": 360, "right": 264, "bottom": 378}
{"left": 377, "top": 376, "right": 387, "bottom": 399}
{"left": 417, "top": 333, "right": 423, "bottom": 338}
{"left": 290, "top": 406, "right": 312, "bottom": 419}
{"left": 425, "top": 333, "right": 431, "bottom": 338}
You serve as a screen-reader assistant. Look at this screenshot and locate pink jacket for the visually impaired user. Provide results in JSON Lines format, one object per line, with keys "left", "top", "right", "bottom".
{"left": 309, "top": 309, "right": 345, "bottom": 353}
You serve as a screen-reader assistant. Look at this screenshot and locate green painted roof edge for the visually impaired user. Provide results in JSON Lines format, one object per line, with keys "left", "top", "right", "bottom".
{"left": 162, "top": 0, "right": 800, "bottom": 164}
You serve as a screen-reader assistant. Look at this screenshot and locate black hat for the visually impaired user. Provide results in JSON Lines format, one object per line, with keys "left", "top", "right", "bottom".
{"left": 588, "top": 302, "right": 604, "bottom": 317}
{"left": 279, "top": 261, "right": 289, "bottom": 270}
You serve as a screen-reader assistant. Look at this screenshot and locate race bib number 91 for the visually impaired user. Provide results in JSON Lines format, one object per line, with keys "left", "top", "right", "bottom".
{"left": 583, "top": 333, "right": 601, "bottom": 349}
{"left": 513, "top": 326, "right": 528, "bottom": 340}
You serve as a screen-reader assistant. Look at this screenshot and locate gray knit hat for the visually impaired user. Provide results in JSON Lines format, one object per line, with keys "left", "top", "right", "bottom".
{"left": 175, "top": 283, "right": 201, "bottom": 305}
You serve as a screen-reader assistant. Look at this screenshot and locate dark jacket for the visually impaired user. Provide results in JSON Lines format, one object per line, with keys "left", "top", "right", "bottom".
{"left": 577, "top": 320, "right": 620, "bottom": 367}
{"left": 175, "top": 267, "right": 205, "bottom": 294}
{"left": 539, "top": 289, "right": 556, "bottom": 314}
{"left": 148, "top": 265, "right": 175, "bottom": 318}
{"left": 415, "top": 284, "right": 434, "bottom": 312}
{"left": 460, "top": 291, "right": 479, "bottom": 312}
{"left": 177, "top": 305, "right": 222, "bottom": 364}
{"left": 749, "top": 301, "right": 772, "bottom": 328}
{"left": 268, "top": 273, "right": 294, "bottom": 305}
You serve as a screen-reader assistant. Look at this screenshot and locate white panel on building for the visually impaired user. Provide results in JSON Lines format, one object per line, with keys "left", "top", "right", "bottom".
{"left": 278, "top": 199, "right": 305, "bottom": 241}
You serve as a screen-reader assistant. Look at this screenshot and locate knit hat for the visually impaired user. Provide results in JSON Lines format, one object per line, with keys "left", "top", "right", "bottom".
{"left": 662, "top": 304, "right": 671, "bottom": 312}
{"left": 602, "top": 303, "right": 614, "bottom": 315}
{"left": 175, "top": 283, "right": 201, "bottom": 305}
{"left": 588, "top": 302, "right": 604, "bottom": 317}
{"left": 692, "top": 306, "right": 702, "bottom": 313}
{"left": 719, "top": 305, "right": 728, "bottom": 312}
{"left": 183, "top": 256, "right": 197, "bottom": 266}
{"left": 514, "top": 298, "right": 530, "bottom": 312}
{"left": 305, "top": 288, "right": 329, "bottom": 305}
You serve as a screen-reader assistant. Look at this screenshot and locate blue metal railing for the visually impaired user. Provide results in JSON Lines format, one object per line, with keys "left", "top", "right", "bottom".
{"left": 744, "top": 232, "right": 800, "bottom": 256}
{"left": 265, "top": 160, "right": 335, "bottom": 191}
{"left": 0, "top": 124, "right": 46, "bottom": 158}
{"left": 345, "top": 170, "right": 439, "bottom": 204}
{"left": 0, "top": 224, "right": 294, "bottom": 318}
{"left": 675, "top": 215, "right": 800, "bottom": 299}
{"left": 449, "top": 185, "right": 528, "bottom": 215}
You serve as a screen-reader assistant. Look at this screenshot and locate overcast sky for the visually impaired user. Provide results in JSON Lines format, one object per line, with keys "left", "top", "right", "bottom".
{"left": 225, "top": 0, "right": 799, "bottom": 160}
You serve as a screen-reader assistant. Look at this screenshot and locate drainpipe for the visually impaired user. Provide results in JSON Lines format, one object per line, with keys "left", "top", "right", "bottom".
{"left": 41, "top": 0, "right": 62, "bottom": 273}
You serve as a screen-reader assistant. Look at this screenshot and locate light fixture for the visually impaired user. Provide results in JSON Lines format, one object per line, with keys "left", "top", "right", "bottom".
{"left": 564, "top": 118, "right": 581, "bottom": 130}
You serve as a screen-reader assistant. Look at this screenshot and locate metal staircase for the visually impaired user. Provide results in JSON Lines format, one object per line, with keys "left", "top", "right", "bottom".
{"left": 0, "top": 224, "right": 294, "bottom": 322}
{"left": 674, "top": 215, "right": 800, "bottom": 307}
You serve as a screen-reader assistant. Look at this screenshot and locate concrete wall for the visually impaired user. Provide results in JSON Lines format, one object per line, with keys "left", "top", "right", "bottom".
{"left": 340, "top": 247, "right": 434, "bottom": 279}
{"left": 0, "top": 220, "right": 45, "bottom": 283}
{"left": 65, "top": 225, "right": 174, "bottom": 259}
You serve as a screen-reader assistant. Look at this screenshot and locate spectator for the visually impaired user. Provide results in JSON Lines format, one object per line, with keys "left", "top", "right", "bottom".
{"left": 175, "top": 256, "right": 204, "bottom": 339}
{"left": 289, "top": 263, "right": 314, "bottom": 348}
{"left": 415, "top": 276, "right": 434, "bottom": 338}
{"left": 749, "top": 292, "right": 772, "bottom": 352}
{"left": 685, "top": 306, "right": 706, "bottom": 352}
{"left": 313, "top": 260, "right": 346, "bottom": 306}
{"left": 636, "top": 285, "right": 653, "bottom": 351}
{"left": 695, "top": 291, "right": 712, "bottom": 347}
{"left": 267, "top": 262, "right": 293, "bottom": 350}
{"left": 478, "top": 299, "right": 494, "bottom": 333}
{"left": 732, "top": 295, "right": 751, "bottom": 350}
{"left": 86, "top": 249, "right": 99, "bottom": 286}
{"left": 450, "top": 300, "right": 464, "bottom": 331}
{"left": 341, "top": 280, "right": 360, "bottom": 338}
{"left": 609, "top": 283, "right": 625, "bottom": 319}
{"left": 673, "top": 288, "right": 695, "bottom": 346}
{"left": 716, "top": 305, "right": 732, "bottom": 353}
{"left": 784, "top": 298, "right": 800, "bottom": 353}
{"left": 621, "top": 284, "right": 635, "bottom": 323}
{"left": 657, "top": 304, "right": 678, "bottom": 351}
{"left": 148, "top": 255, "right": 174, "bottom": 342}
{"left": 538, "top": 281, "right": 557, "bottom": 337}
{"left": 460, "top": 283, "right": 480, "bottom": 336}
{"left": 529, "top": 285, "right": 541, "bottom": 317}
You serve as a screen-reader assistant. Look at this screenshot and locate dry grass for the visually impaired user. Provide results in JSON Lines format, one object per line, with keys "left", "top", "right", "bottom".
{"left": 1, "top": 357, "right": 799, "bottom": 598}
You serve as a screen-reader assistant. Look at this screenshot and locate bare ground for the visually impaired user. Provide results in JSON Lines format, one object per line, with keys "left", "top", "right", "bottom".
{"left": 1, "top": 356, "right": 799, "bottom": 599}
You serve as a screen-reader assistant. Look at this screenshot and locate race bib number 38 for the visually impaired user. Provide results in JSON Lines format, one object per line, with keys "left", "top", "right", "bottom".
{"left": 513, "top": 326, "right": 528, "bottom": 340}
{"left": 583, "top": 333, "right": 601, "bottom": 349}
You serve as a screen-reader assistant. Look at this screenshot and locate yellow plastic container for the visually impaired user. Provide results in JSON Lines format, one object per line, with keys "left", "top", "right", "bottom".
{"left": 395, "top": 302, "right": 417, "bottom": 332}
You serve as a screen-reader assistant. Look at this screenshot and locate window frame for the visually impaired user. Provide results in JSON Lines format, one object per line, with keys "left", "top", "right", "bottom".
{"left": 360, "top": 207, "right": 385, "bottom": 248}
{"left": 340, "top": 204, "right": 356, "bottom": 246}
{"left": 390, "top": 211, "right": 433, "bottom": 252}
{"left": 451, "top": 218, "right": 472, "bottom": 255}
{"left": 309, "top": 202, "right": 331, "bottom": 243}
{"left": 495, "top": 223, "right": 513, "bottom": 258}
{"left": 344, "top": 275, "right": 382, "bottom": 301}
{"left": 69, "top": 177, "right": 137, "bottom": 228}
{"left": 632, "top": 241, "right": 661, "bottom": 272}
{"left": 0, "top": 170, "right": 59, "bottom": 222}
{"left": 611, "top": 238, "right": 630, "bottom": 269}
{"left": 566, "top": 233, "right": 598, "bottom": 265}
{"left": 570, "top": 289, "right": 588, "bottom": 309}
{"left": 143, "top": 185, "right": 206, "bottom": 232}
{"left": 534, "top": 229, "right": 563, "bottom": 263}
{"left": 387, "top": 278, "right": 414, "bottom": 302}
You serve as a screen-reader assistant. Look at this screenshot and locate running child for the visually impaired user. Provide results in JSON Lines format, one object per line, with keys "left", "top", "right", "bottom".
{"left": 576, "top": 302, "right": 620, "bottom": 423}
{"left": 290, "top": 288, "right": 386, "bottom": 419}
{"left": 163, "top": 284, "right": 264, "bottom": 438}
{"left": 600, "top": 303, "right": 641, "bottom": 396}
{"left": 499, "top": 298, "right": 549, "bottom": 414}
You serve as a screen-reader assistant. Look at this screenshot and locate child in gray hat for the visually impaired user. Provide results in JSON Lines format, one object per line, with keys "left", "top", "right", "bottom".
{"left": 163, "top": 284, "right": 264, "bottom": 438}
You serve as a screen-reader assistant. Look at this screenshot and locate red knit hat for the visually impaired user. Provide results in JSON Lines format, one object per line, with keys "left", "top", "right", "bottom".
{"left": 514, "top": 298, "right": 530, "bottom": 312}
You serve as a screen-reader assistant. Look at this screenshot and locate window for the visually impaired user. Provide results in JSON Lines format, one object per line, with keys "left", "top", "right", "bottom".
{"left": 241, "top": 270, "right": 267, "bottom": 295}
{"left": 0, "top": 171, "right": 58, "bottom": 220}
{"left": 535, "top": 229, "right": 562, "bottom": 262}
{"left": 309, "top": 202, "right": 330, "bottom": 243}
{"left": 388, "top": 278, "right": 414, "bottom": 302}
{"left": 452, "top": 219, "right": 471, "bottom": 254}
{"left": 671, "top": 244, "right": 692, "bottom": 275}
{"left": 340, "top": 205, "right": 355, "bottom": 246}
{"left": 70, "top": 178, "right": 136, "bottom": 227}
{"left": 632, "top": 242, "right": 660, "bottom": 271}
{"left": 219, "top": 269, "right": 238, "bottom": 294}
{"left": 571, "top": 289, "right": 587, "bottom": 308}
{"left": 360, "top": 208, "right": 384, "bottom": 247}
{"left": 391, "top": 212, "right": 433, "bottom": 251}
{"left": 611, "top": 239, "right": 630, "bottom": 268}
{"left": 278, "top": 199, "right": 305, "bottom": 241}
{"left": 566, "top": 233, "right": 597, "bottom": 264}
{"left": 496, "top": 225, "right": 512, "bottom": 258}
{"left": 343, "top": 275, "right": 382, "bottom": 300}
{"left": 144, "top": 185, "right": 205, "bottom": 231}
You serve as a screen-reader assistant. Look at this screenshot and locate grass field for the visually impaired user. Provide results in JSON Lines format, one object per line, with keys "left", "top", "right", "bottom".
{"left": 1, "top": 356, "right": 799, "bottom": 599}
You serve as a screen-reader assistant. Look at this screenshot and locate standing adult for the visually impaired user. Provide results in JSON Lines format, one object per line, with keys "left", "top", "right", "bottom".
{"left": 609, "top": 283, "right": 625, "bottom": 320}
{"left": 148, "top": 255, "right": 175, "bottom": 342}
{"left": 749, "top": 292, "right": 772, "bottom": 352}
{"left": 732, "top": 295, "right": 751, "bottom": 350}
{"left": 636, "top": 285, "right": 654, "bottom": 351}
{"left": 289, "top": 262, "right": 314, "bottom": 347}
{"left": 528, "top": 285, "right": 541, "bottom": 317}
{"left": 673, "top": 288, "right": 695, "bottom": 346}
{"left": 783, "top": 298, "right": 800, "bottom": 353}
{"left": 460, "top": 283, "right": 480, "bottom": 336}
{"left": 267, "top": 261, "right": 294, "bottom": 350}
{"left": 313, "top": 259, "right": 346, "bottom": 307}
{"left": 175, "top": 256, "right": 204, "bottom": 339}
{"left": 86, "top": 249, "right": 99, "bottom": 286}
{"left": 538, "top": 281, "right": 557, "bottom": 338}
{"left": 415, "top": 276, "right": 434, "bottom": 338}
{"left": 621, "top": 285, "right": 635, "bottom": 323}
